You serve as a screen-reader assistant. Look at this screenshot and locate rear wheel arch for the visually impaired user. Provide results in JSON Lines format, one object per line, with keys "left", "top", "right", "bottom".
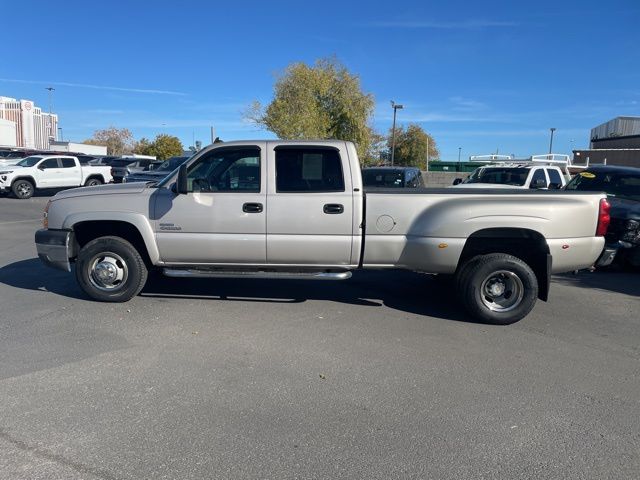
{"left": 457, "top": 228, "right": 551, "bottom": 301}
{"left": 84, "top": 175, "right": 104, "bottom": 186}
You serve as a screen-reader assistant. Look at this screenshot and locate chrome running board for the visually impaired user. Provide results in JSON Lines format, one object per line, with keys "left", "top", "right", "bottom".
{"left": 162, "top": 269, "right": 352, "bottom": 281}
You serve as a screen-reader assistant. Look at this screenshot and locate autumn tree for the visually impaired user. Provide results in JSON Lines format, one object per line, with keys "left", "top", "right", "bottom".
{"left": 247, "top": 57, "right": 376, "bottom": 160}
{"left": 134, "top": 134, "right": 184, "bottom": 160}
{"left": 387, "top": 124, "right": 439, "bottom": 169}
{"left": 84, "top": 127, "right": 135, "bottom": 155}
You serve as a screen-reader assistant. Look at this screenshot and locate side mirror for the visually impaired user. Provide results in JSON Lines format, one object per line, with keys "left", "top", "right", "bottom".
{"left": 38, "top": 164, "right": 46, "bottom": 170}
{"left": 548, "top": 182, "right": 561, "bottom": 190}
{"left": 176, "top": 163, "right": 189, "bottom": 194}
{"left": 452, "top": 178, "right": 463, "bottom": 185}
{"left": 530, "top": 179, "right": 547, "bottom": 189}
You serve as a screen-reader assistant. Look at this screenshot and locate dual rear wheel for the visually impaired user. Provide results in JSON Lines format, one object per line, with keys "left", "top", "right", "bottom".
{"left": 455, "top": 253, "right": 538, "bottom": 325}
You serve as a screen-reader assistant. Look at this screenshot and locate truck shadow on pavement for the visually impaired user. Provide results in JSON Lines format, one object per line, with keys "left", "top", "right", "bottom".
{"left": 553, "top": 270, "right": 640, "bottom": 298}
{"left": 0, "top": 258, "right": 86, "bottom": 300}
{"left": 0, "top": 258, "right": 474, "bottom": 323}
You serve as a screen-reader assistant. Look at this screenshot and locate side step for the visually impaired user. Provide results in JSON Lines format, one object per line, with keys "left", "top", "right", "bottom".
{"left": 162, "top": 269, "right": 352, "bottom": 281}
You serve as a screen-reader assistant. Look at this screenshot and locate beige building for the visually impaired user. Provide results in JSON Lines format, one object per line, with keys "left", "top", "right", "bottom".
{"left": 0, "top": 96, "right": 58, "bottom": 149}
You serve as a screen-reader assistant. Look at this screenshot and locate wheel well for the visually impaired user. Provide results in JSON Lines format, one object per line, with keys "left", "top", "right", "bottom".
{"left": 84, "top": 175, "right": 104, "bottom": 184}
{"left": 11, "top": 176, "right": 36, "bottom": 187}
{"left": 73, "top": 221, "right": 151, "bottom": 266}
{"left": 457, "top": 228, "right": 551, "bottom": 301}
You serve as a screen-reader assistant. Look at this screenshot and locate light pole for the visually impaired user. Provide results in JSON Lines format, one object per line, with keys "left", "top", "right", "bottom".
{"left": 390, "top": 101, "right": 404, "bottom": 166}
{"left": 548, "top": 127, "right": 556, "bottom": 155}
{"left": 426, "top": 135, "right": 430, "bottom": 171}
{"left": 458, "top": 147, "right": 462, "bottom": 170}
{"left": 45, "top": 87, "right": 55, "bottom": 145}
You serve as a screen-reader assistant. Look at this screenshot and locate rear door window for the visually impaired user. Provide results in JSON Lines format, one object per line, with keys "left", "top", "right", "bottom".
{"left": 61, "top": 158, "right": 76, "bottom": 168}
{"left": 275, "top": 148, "right": 345, "bottom": 192}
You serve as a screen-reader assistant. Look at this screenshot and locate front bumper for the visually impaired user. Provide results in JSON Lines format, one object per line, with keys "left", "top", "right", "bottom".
{"left": 35, "top": 229, "right": 75, "bottom": 272}
{"left": 595, "top": 244, "right": 619, "bottom": 268}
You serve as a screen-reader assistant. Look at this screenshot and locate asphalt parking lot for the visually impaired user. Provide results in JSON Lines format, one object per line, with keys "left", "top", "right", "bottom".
{"left": 0, "top": 194, "right": 639, "bottom": 480}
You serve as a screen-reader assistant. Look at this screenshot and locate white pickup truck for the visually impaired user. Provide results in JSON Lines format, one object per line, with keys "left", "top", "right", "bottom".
{"left": 0, "top": 155, "right": 112, "bottom": 199}
{"left": 35, "top": 141, "right": 614, "bottom": 325}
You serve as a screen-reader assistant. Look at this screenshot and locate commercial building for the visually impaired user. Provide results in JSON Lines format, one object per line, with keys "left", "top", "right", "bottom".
{"left": 0, "top": 96, "right": 58, "bottom": 149}
{"left": 573, "top": 116, "right": 640, "bottom": 167}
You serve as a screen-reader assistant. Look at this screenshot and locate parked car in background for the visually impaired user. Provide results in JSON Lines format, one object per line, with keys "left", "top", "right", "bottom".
{"left": 110, "top": 158, "right": 157, "bottom": 183}
{"left": 452, "top": 156, "right": 570, "bottom": 189}
{"left": 362, "top": 166, "right": 425, "bottom": 188}
{"left": 123, "top": 156, "right": 191, "bottom": 184}
{"left": 0, "top": 155, "right": 112, "bottom": 199}
{"left": 88, "top": 156, "right": 120, "bottom": 166}
{"left": 566, "top": 165, "right": 640, "bottom": 267}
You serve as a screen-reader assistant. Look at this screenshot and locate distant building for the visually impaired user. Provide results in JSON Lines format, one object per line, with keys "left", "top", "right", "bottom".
{"left": 572, "top": 116, "right": 640, "bottom": 168}
{"left": 590, "top": 116, "right": 640, "bottom": 149}
{"left": 0, "top": 96, "right": 58, "bottom": 149}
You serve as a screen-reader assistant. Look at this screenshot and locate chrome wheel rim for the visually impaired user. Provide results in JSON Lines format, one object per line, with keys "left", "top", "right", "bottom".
{"left": 88, "top": 252, "right": 128, "bottom": 291}
{"left": 480, "top": 270, "right": 524, "bottom": 312}
{"left": 17, "top": 182, "right": 32, "bottom": 197}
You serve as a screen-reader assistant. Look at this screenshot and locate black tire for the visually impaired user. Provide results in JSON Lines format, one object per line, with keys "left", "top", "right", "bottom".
{"left": 85, "top": 177, "right": 103, "bottom": 187}
{"left": 12, "top": 179, "right": 34, "bottom": 199}
{"left": 75, "top": 236, "right": 148, "bottom": 302}
{"left": 456, "top": 253, "right": 538, "bottom": 325}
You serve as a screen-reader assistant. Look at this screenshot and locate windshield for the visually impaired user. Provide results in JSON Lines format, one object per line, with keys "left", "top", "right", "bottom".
{"left": 566, "top": 171, "right": 640, "bottom": 201}
{"left": 464, "top": 167, "right": 530, "bottom": 186}
{"left": 15, "top": 156, "right": 42, "bottom": 167}
{"left": 362, "top": 169, "right": 405, "bottom": 187}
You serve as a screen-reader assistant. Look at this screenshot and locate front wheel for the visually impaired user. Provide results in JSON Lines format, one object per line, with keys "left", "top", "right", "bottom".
{"left": 12, "top": 179, "right": 35, "bottom": 199}
{"left": 457, "top": 253, "right": 538, "bottom": 325}
{"left": 75, "top": 236, "right": 148, "bottom": 302}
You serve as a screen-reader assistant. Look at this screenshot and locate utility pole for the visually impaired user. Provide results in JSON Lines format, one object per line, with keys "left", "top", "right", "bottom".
{"left": 549, "top": 127, "right": 556, "bottom": 155}
{"left": 210, "top": 126, "right": 216, "bottom": 144}
{"left": 426, "top": 135, "right": 430, "bottom": 171}
{"left": 390, "top": 101, "right": 404, "bottom": 166}
{"left": 45, "top": 87, "right": 55, "bottom": 145}
{"left": 458, "top": 147, "right": 462, "bottom": 169}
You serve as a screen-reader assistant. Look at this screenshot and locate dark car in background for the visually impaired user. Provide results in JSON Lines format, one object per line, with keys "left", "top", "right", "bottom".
{"left": 566, "top": 165, "right": 640, "bottom": 267}
{"left": 110, "top": 158, "right": 157, "bottom": 183}
{"left": 362, "top": 166, "right": 424, "bottom": 188}
{"left": 123, "top": 156, "right": 191, "bottom": 184}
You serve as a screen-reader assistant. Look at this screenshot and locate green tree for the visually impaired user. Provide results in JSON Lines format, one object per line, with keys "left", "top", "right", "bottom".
{"left": 247, "top": 57, "right": 376, "bottom": 160}
{"left": 387, "top": 124, "right": 439, "bottom": 169}
{"left": 133, "top": 137, "right": 153, "bottom": 156}
{"left": 134, "top": 134, "right": 184, "bottom": 160}
{"left": 84, "top": 127, "right": 135, "bottom": 155}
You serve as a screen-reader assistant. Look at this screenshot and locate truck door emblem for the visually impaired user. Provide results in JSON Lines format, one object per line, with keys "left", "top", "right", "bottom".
{"left": 159, "top": 223, "right": 182, "bottom": 231}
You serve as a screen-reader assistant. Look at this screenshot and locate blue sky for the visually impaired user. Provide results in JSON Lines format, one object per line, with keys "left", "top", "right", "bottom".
{"left": 2, "top": 0, "right": 639, "bottom": 160}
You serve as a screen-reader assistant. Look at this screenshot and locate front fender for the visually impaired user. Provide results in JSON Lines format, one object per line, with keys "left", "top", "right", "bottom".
{"left": 63, "top": 212, "right": 160, "bottom": 264}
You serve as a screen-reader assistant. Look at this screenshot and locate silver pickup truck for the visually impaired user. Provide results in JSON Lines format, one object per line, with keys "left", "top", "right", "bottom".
{"left": 35, "top": 140, "right": 614, "bottom": 325}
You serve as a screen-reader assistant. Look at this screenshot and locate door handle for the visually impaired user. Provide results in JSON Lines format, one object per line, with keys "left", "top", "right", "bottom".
{"left": 243, "top": 202, "right": 263, "bottom": 213}
{"left": 323, "top": 203, "right": 344, "bottom": 214}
